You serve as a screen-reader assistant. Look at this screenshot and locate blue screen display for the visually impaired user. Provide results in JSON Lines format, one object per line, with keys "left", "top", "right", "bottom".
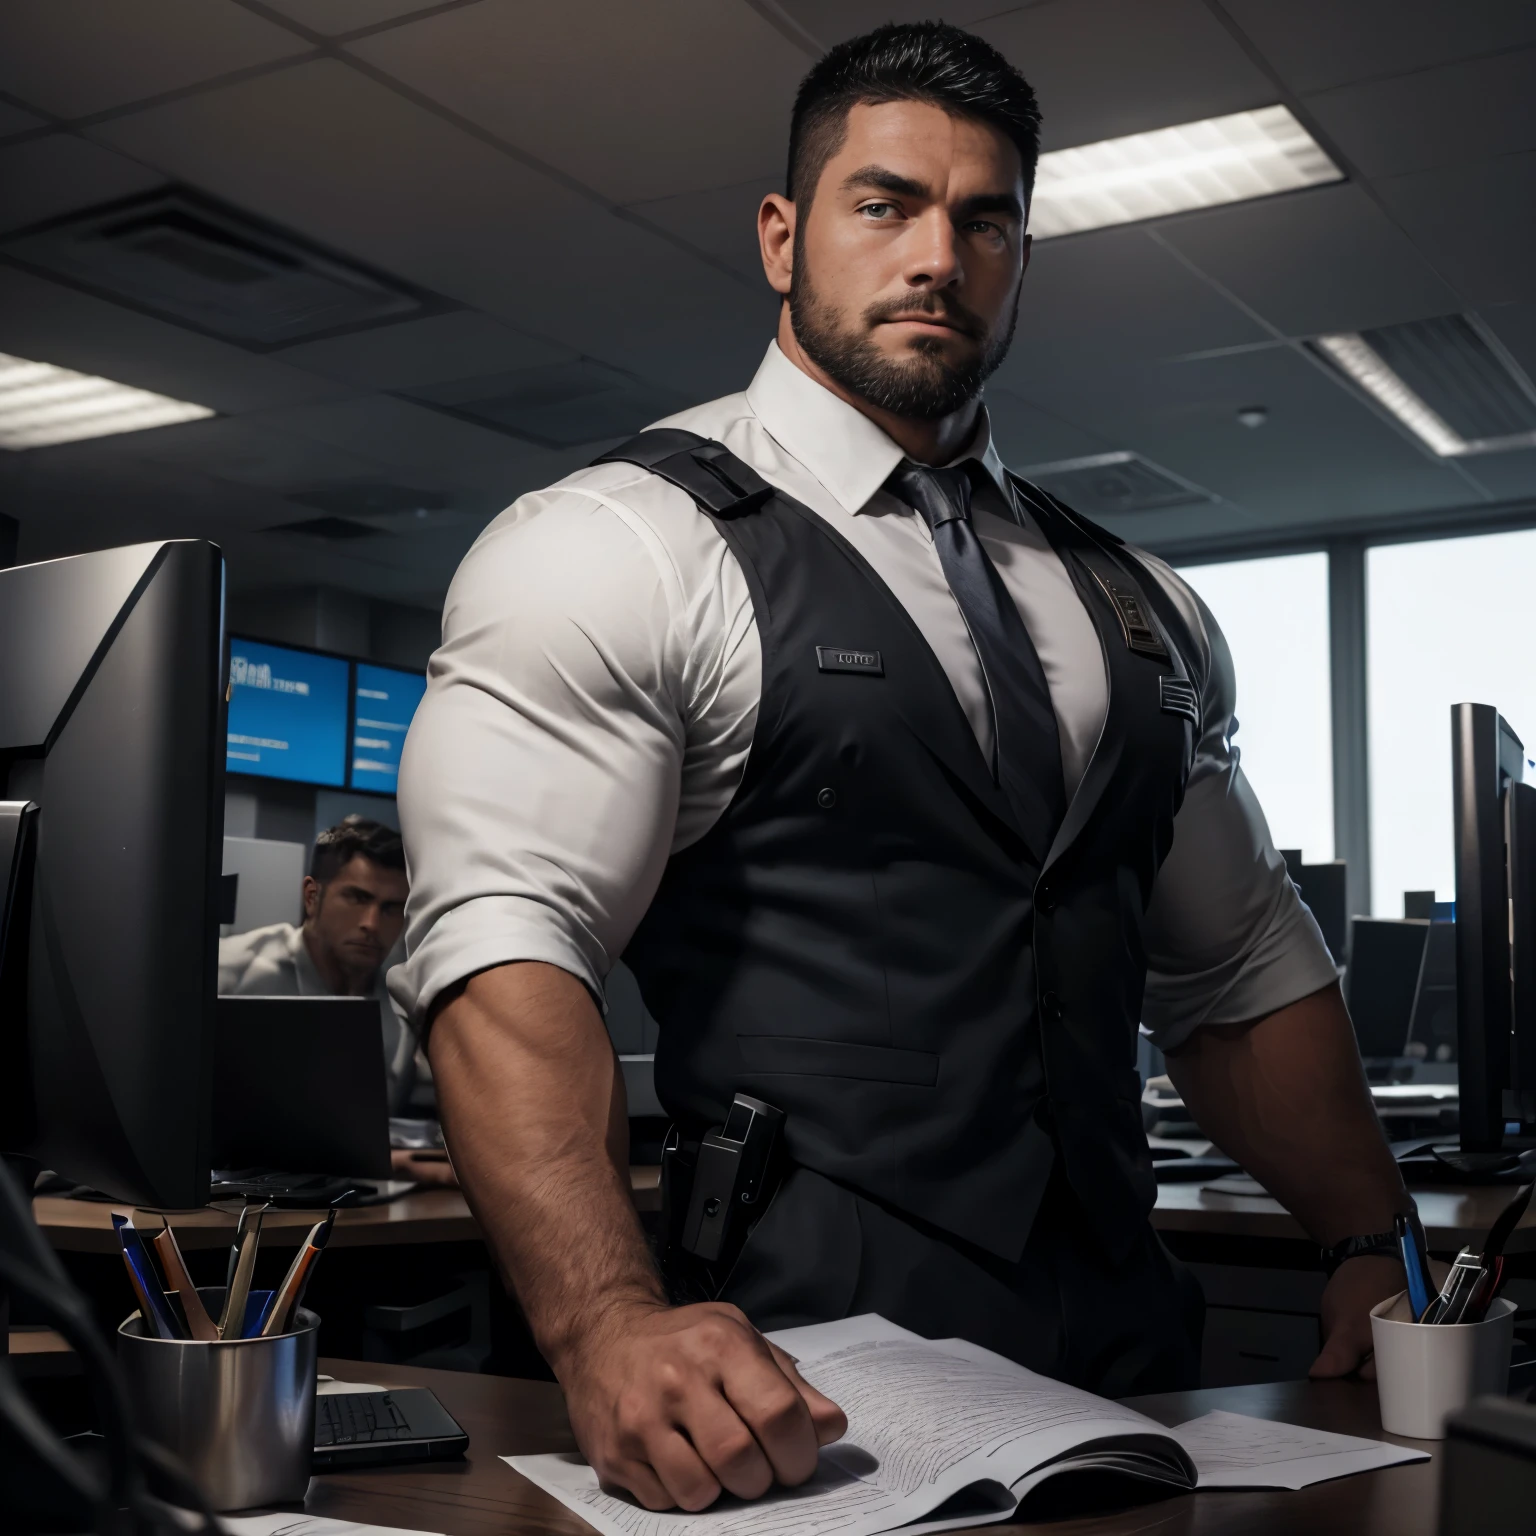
{"left": 350, "top": 663, "right": 428, "bottom": 794}
{"left": 226, "top": 640, "right": 349, "bottom": 787}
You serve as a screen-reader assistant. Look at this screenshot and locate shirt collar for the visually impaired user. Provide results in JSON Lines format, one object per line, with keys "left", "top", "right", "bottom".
{"left": 744, "top": 342, "right": 1012, "bottom": 515}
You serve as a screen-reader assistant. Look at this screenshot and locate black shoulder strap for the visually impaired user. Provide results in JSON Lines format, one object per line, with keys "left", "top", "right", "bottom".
{"left": 1007, "top": 471, "right": 1208, "bottom": 702}
{"left": 594, "top": 430, "right": 775, "bottom": 521}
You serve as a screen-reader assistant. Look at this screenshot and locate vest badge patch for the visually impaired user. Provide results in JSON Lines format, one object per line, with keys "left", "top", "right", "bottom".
{"left": 1159, "top": 675, "right": 1199, "bottom": 725}
{"left": 816, "top": 645, "right": 884, "bottom": 676}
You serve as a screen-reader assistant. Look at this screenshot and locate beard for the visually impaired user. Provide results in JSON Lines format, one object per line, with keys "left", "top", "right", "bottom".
{"left": 788, "top": 242, "right": 1019, "bottom": 422}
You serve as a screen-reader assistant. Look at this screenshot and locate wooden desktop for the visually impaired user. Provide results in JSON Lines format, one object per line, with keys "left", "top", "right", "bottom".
{"left": 304, "top": 1357, "right": 1444, "bottom": 1536}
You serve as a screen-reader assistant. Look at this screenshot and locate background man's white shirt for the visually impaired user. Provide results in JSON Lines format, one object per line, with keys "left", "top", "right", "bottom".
{"left": 391, "top": 344, "right": 1337, "bottom": 1050}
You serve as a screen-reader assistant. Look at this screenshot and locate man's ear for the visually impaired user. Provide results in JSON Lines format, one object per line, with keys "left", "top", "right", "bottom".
{"left": 301, "top": 874, "right": 321, "bottom": 920}
{"left": 759, "top": 192, "right": 796, "bottom": 297}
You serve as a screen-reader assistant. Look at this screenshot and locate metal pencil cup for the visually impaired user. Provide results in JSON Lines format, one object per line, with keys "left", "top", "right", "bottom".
{"left": 117, "top": 1286, "right": 319, "bottom": 1511}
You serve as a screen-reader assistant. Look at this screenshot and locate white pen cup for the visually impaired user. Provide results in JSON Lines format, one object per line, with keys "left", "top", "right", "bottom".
{"left": 1370, "top": 1290, "right": 1515, "bottom": 1439}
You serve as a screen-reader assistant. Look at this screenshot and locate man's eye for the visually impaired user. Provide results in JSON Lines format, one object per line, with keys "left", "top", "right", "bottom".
{"left": 859, "top": 202, "right": 898, "bottom": 220}
{"left": 965, "top": 220, "right": 1002, "bottom": 237}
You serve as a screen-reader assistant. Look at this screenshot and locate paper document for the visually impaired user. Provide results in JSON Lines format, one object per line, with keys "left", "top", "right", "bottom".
{"left": 503, "top": 1315, "right": 1424, "bottom": 1536}
{"left": 222, "top": 1519, "right": 444, "bottom": 1536}
{"left": 1174, "top": 1410, "right": 1428, "bottom": 1489}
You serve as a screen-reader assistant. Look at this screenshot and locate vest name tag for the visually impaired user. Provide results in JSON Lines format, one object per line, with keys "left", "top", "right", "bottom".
{"left": 816, "top": 645, "right": 884, "bottom": 676}
{"left": 1159, "top": 675, "right": 1199, "bottom": 725}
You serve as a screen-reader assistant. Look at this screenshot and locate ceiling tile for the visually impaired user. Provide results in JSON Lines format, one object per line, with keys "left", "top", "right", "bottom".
{"left": 986, "top": 386, "right": 1111, "bottom": 466}
{"left": 1221, "top": 0, "right": 1536, "bottom": 94}
{"left": 85, "top": 59, "right": 771, "bottom": 393}
{"left": 346, "top": 0, "right": 807, "bottom": 203}
{"left": 257, "top": 0, "right": 456, "bottom": 34}
{"left": 0, "top": 99, "right": 47, "bottom": 137}
{"left": 0, "top": 264, "right": 356, "bottom": 413}
{"left": 1457, "top": 446, "right": 1536, "bottom": 503}
{"left": 0, "top": 133, "right": 165, "bottom": 234}
{"left": 121, "top": 413, "right": 386, "bottom": 489}
{"left": 778, "top": 2, "right": 1021, "bottom": 48}
{"left": 0, "top": 0, "right": 310, "bottom": 119}
{"left": 1374, "top": 150, "right": 1536, "bottom": 304}
{"left": 275, "top": 311, "right": 574, "bottom": 388}
{"left": 994, "top": 224, "right": 1267, "bottom": 394}
{"left": 1050, "top": 345, "right": 1478, "bottom": 522}
{"left": 1156, "top": 182, "right": 1461, "bottom": 338}
{"left": 625, "top": 176, "right": 777, "bottom": 281}
{"left": 977, "top": 0, "right": 1273, "bottom": 151}
{"left": 1478, "top": 302, "right": 1536, "bottom": 384}
{"left": 1304, "top": 46, "right": 1536, "bottom": 178}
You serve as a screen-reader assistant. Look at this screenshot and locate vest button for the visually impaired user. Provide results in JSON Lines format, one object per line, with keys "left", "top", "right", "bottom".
{"left": 817, "top": 787, "right": 837, "bottom": 809}
{"left": 1037, "top": 884, "right": 1055, "bottom": 911}
{"left": 1041, "top": 991, "right": 1062, "bottom": 1022}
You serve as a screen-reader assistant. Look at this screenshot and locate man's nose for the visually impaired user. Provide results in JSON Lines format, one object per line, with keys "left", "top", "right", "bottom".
{"left": 900, "top": 206, "right": 963, "bottom": 288}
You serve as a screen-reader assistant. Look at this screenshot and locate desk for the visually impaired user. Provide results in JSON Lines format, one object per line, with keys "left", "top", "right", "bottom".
{"left": 303, "top": 1359, "right": 1441, "bottom": 1536}
{"left": 1153, "top": 1181, "right": 1536, "bottom": 1255}
{"left": 35, "top": 1174, "right": 1532, "bottom": 1257}
{"left": 33, "top": 1167, "right": 661, "bottom": 1255}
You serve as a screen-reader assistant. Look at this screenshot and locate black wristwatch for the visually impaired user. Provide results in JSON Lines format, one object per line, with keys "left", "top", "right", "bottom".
{"left": 1320, "top": 1230, "right": 1401, "bottom": 1276}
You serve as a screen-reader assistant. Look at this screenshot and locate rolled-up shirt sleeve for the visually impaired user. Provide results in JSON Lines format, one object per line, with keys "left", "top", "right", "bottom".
{"left": 389, "top": 472, "right": 742, "bottom": 1027}
{"left": 1139, "top": 560, "right": 1340, "bottom": 1052}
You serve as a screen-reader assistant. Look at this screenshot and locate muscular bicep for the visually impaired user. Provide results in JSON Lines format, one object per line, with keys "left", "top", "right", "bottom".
{"left": 392, "top": 489, "right": 696, "bottom": 1026}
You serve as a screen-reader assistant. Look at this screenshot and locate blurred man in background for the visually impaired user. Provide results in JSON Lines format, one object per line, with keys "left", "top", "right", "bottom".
{"left": 219, "top": 815, "right": 453, "bottom": 1184}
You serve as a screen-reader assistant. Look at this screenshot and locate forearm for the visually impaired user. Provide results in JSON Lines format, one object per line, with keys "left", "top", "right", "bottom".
{"left": 1165, "top": 981, "right": 1411, "bottom": 1244}
{"left": 427, "top": 960, "right": 665, "bottom": 1370}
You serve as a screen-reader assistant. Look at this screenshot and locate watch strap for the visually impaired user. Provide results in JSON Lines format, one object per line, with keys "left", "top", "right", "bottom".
{"left": 1321, "top": 1229, "right": 1401, "bottom": 1276}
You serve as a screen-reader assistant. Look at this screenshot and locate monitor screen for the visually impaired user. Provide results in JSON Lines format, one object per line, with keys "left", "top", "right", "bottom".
{"left": 351, "top": 662, "right": 427, "bottom": 794}
{"left": 226, "top": 639, "right": 349, "bottom": 787}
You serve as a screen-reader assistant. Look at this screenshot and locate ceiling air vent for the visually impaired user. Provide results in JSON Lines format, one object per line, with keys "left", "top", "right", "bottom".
{"left": 1019, "top": 451, "right": 1212, "bottom": 516}
{"left": 267, "top": 516, "right": 380, "bottom": 541}
{"left": 1, "top": 189, "right": 432, "bottom": 348}
{"left": 406, "top": 359, "right": 688, "bottom": 448}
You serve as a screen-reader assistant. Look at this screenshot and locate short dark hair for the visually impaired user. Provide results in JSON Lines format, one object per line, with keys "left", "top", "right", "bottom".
{"left": 786, "top": 22, "right": 1042, "bottom": 205}
{"left": 310, "top": 815, "right": 404, "bottom": 883}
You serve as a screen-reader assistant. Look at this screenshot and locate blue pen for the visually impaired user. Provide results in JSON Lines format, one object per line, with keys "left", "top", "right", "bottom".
{"left": 111, "top": 1214, "right": 184, "bottom": 1340}
{"left": 1395, "top": 1210, "right": 1433, "bottom": 1321}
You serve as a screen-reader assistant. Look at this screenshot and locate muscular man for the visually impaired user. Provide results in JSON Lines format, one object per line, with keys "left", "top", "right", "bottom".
{"left": 393, "top": 22, "right": 1412, "bottom": 1513}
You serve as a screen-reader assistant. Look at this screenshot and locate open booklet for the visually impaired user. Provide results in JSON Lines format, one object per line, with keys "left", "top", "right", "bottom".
{"left": 505, "top": 1314, "right": 1427, "bottom": 1536}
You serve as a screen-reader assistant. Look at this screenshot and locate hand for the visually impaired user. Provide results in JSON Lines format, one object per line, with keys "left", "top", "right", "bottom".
{"left": 390, "top": 1148, "right": 460, "bottom": 1188}
{"left": 558, "top": 1300, "right": 848, "bottom": 1511}
{"left": 1310, "top": 1254, "right": 1407, "bottom": 1381}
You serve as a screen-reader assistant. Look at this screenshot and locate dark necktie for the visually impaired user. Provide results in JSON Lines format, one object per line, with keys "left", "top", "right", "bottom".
{"left": 888, "top": 461, "right": 1067, "bottom": 860}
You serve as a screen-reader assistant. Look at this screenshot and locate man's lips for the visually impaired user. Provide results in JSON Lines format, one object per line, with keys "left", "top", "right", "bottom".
{"left": 880, "top": 314, "right": 975, "bottom": 337}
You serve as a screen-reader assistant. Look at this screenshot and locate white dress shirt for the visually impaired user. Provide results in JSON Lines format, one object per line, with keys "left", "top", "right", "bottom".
{"left": 391, "top": 344, "right": 1336, "bottom": 1049}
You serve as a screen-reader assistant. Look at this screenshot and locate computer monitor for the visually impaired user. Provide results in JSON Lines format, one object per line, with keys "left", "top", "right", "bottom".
{"left": 1506, "top": 780, "right": 1536, "bottom": 1130}
{"left": 1451, "top": 702, "right": 1526, "bottom": 1151}
{"left": 1346, "top": 917, "right": 1430, "bottom": 1059}
{"left": 226, "top": 637, "right": 349, "bottom": 787}
{"left": 1406, "top": 920, "right": 1458, "bottom": 1064}
{"left": 0, "top": 541, "right": 225, "bottom": 1208}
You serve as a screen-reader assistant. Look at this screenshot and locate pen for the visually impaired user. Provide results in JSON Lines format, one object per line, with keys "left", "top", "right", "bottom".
{"left": 149, "top": 1218, "right": 220, "bottom": 1342}
{"left": 1395, "top": 1211, "right": 1433, "bottom": 1322}
{"left": 111, "top": 1214, "right": 182, "bottom": 1340}
{"left": 218, "top": 1202, "right": 268, "bottom": 1340}
{"left": 259, "top": 1208, "right": 336, "bottom": 1337}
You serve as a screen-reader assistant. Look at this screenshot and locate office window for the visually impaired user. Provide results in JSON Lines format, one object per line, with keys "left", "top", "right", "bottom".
{"left": 1173, "top": 553, "right": 1334, "bottom": 863}
{"left": 1368, "top": 527, "right": 1536, "bottom": 915}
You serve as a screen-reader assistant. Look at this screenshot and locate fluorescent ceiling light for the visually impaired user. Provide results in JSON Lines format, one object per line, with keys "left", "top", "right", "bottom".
{"left": 0, "top": 351, "right": 214, "bottom": 450}
{"left": 1030, "top": 105, "right": 1342, "bottom": 239}
{"left": 1314, "top": 332, "right": 1536, "bottom": 457}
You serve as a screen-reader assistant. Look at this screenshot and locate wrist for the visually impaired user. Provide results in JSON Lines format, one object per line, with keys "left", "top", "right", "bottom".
{"left": 1320, "top": 1227, "right": 1406, "bottom": 1277}
{"left": 542, "top": 1285, "right": 669, "bottom": 1378}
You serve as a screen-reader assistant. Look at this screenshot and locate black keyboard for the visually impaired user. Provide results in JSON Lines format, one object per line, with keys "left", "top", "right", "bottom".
{"left": 316, "top": 1392, "right": 417, "bottom": 1445}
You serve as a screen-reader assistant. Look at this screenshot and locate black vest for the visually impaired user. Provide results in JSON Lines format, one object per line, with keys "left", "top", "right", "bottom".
{"left": 598, "top": 431, "right": 1204, "bottom": 1266}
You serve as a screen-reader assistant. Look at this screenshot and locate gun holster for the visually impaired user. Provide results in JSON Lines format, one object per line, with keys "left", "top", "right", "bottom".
{"left": 659, "top": 1094, "right": 785, "bottom": 1302}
